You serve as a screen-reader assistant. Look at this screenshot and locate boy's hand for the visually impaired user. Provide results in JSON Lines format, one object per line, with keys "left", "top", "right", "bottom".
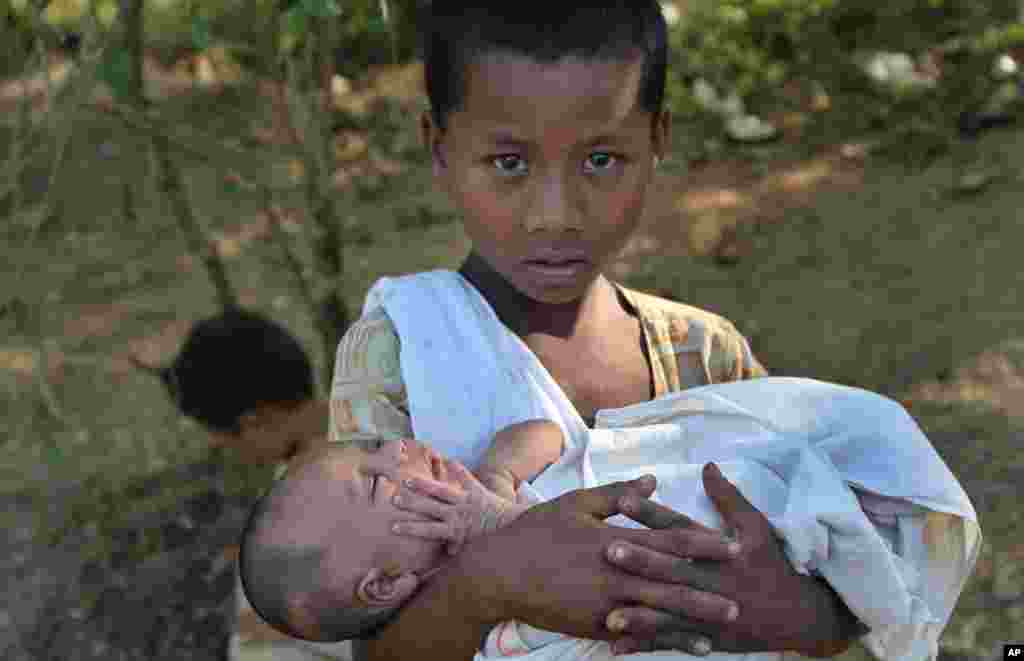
{"left": 604, "top": 463, "right": 855, "bottom": 657}
{"left": 391, "top": 460, "right": 526, "bottom": 555}
{"left": 448, "top": 475, "right": 739, "bottom": 643}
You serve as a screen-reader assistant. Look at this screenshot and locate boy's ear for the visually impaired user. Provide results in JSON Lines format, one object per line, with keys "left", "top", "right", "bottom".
{"left": 419, "top": 110, "right": 447, "bottom": 176}
{"left": 238, "top": 405, "right": 273, "bottom": 430}
{"left": 356, "top": 568, "right": 420, "bottom": 607}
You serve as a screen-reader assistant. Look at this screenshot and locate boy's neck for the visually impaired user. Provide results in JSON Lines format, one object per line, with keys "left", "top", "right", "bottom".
{"left": 457, "top": 252, "right": 619, "bottom": 339}
{"left": 288, "top": 398, "right": 331, "bottom": 458}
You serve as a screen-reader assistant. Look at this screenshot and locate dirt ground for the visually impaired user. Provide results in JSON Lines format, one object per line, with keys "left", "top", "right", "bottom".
{"left": 2, "top": 58, "right": 1023, "bottom": 658}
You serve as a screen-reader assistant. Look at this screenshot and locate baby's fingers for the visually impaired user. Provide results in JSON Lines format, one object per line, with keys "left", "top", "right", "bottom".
{"left": 392, "top": 488, "right": 455, "bottom": 520}
{"left": 447, "top": 460, "right": 480, "bottom": 489}
{"left": 402, "top": 476, "right": 465, "bottom": 505}
{"left": 390, "top": 519, "right": 455, "bottom": 542}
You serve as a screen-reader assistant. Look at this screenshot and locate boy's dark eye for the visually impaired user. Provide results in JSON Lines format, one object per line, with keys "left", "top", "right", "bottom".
{"left": 584, "top": 151, "right": 620, "bottom": 173}
{"left": 491, "top": 154, "right": 526, "bottom": 175}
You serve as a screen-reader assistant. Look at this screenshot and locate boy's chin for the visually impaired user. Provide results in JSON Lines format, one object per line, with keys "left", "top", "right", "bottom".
{"left": 510, "top": 272, "right": 600, "bottom": 305}
{"left": 466, "top": 251, "right": 601, "bottom": 303}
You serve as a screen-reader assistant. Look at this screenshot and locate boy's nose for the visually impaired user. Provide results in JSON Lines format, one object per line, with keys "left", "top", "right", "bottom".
{"left": 523, "top": 174, "right": 583, "bottom": 233}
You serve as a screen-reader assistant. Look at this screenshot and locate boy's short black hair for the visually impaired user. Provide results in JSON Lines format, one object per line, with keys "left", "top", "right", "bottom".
{"left": 163, "top": 307, "right": 314, "bottom": 433}
{"left": 423, "top": 1, "right": 669, "bottom": 132}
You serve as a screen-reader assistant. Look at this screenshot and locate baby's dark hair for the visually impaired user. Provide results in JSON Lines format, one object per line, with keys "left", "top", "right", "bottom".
{"left": 162, "top": 307, "right": 314, "bottom": 433}
{"left": 239, "top": 454, "right": 400, "bottom": 641}
{"left": 422, "top": 0, "right": 669, "bottom": 132}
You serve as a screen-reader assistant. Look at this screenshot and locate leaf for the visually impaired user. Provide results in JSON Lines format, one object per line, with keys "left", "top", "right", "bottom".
{"left": 191, "top": 15, "right": 212, "bottom": 51}
{"left": 98, "top": 47, "right": 134, "bottom": 102}
{"left": 283, "top": 7, "right": 308, "bottom": 37}
{"left": 47, "top": 443, "right": 64, "bottom": 465}
{"left": 299, "top": 0, "right": 341, "bottom": 18}
{"left": 222, "top": 178, "right": 241, "bottom": 195}
{"left": 366, "top": 15, "right": 389, "bottom": 35}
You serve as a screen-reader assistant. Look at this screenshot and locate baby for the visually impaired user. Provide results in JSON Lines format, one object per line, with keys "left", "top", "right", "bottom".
{"left": 240, "top": 384, "right": 978, "bottom": 659}
{"left": 238, "top": 420, "right": 565, "bottom": 643}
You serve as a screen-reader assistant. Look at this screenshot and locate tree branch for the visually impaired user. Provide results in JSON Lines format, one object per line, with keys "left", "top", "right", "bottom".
{"left": 150, "top": 131, "right": 239, "bottom": 311}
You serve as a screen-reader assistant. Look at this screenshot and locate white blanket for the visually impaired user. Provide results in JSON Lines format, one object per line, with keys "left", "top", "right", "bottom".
{"left": 363, "top": 270, "right": 981, "bottom": 661}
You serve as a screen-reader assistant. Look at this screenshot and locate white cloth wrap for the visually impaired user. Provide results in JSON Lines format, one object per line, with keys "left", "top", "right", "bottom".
{"left": 363, "top": 270, "right": 981, "bottom": 661}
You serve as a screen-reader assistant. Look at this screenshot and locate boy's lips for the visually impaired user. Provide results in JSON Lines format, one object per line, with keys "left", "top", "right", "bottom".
{"left": 522, "top": 248, "right": 593, "bottom": 284}
{"left": 523, "top": 248, "right": 590, "bottom": 266}
{"left": 522, "top": 258, "right": 592, "bottom": 285}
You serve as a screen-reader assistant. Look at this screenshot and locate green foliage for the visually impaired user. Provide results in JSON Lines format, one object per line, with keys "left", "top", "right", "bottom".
{"left": 97, "top": 46, "right": 135, "bottom": 102}
{"left": 299, "top": 0, "right": 342, "bottom": 19}
{"left": 190, "top": 14, "right": 212, "bottom": 51}
{"left": 665, "top": 0, "right": 1024, "bottom": 156}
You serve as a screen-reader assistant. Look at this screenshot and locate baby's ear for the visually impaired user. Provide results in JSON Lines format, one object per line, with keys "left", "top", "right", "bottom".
{"left": 356, "top": 568, "right": 420, "bottom": 607}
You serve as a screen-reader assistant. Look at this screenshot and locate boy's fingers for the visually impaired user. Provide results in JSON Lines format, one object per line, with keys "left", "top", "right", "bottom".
{"left": 608, "top": 509, "right": 740, "bottom": 569}
{"left": 618, "top": 495, "right": 716, "bottom": 533}
{"left": 611, "top": 578, "right": 738, "bottom": 626}
{"left": 605, "top": 537, "right": 735, "bottom": 585}
{"left": 610, "top": 629, "right": 714, "bottom": 657}
{"left": 702, "top": 463, "right": 755, "bottom": 534}
{"left": 564, "top": 475, "right": 657, "bottom": 520}
{"left": 607, "top": 608, "right": 715, "bottom": 656}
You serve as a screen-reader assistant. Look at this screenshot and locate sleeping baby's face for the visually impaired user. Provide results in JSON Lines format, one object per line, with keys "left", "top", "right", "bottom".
{"left": 328, "top": 438, "right": 460, "bottom": 589}
{"left": 256, "top": 438, "right": 473, "bottom": 640}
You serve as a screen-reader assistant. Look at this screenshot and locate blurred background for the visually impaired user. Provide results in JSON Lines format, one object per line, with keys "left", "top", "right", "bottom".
{"left": 2, "top": 0, "right": 1023, "bottom": 658}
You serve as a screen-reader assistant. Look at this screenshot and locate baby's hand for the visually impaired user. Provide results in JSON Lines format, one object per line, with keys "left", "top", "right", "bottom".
{"left": 391, "top": 461, "right": 526, "bottom": 555}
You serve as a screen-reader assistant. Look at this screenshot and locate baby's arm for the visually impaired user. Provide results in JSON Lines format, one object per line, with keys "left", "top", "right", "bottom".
{"left": 390, "top": 421, "right": 564, "bottom": 554}
{"left": 475, "top": 419, "right": 565, "bottom": 501}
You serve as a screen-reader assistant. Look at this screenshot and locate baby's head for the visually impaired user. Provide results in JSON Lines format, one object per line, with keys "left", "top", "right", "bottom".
{"left": 239, "top": 438, "right": 459, "bottom": 642}
{"left": 420, "top": 1, "right": 671, "bottom": 304}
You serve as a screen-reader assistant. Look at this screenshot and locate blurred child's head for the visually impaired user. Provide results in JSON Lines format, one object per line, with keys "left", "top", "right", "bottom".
{"left": 159, "top": 307, "right": 317, "bottom": 462}
{"left": 420, "top": 1, "right": 671, "bottom": 304}
{"left": 239, "top": 438, "right": 458, "bottom": 641}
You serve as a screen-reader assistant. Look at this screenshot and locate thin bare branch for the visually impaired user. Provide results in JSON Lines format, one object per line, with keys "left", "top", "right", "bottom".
{"left": 150, "top": 131, "right": 239, "bottom": 311}
{"left": 285, "top": 42, "right": 351, "bottom": 392}
{"left": 95, "top": 103, "right": 299, "bottom": 194}
{"left": 3, "top": 0, "right": 59, "bottom": 219}
{"left": 263, "top": 189, "right": 317, "bottom": 315}
{"left": 34, "top": 343, "right": 68, "bottom": 425}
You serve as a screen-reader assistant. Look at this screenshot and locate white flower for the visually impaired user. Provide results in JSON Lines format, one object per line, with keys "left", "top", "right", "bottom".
{"left": 725, "top": 115, "right": 778, "bottom": 142}
{"left": 994, "top": 54, "right": 1019, "bottom": 79}
{"left": 660, "top": 1, "right": 680, "bottom": 26}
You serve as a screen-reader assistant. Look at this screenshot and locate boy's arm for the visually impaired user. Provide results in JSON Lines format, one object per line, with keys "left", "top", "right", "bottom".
{"left": 327, "top": 309, "right": 416, "bottom": 450}
{"left": 360, "top": 475, "right": 736, "bottom": 661}
{"left": 708, "top": 319, "right": 768, "bottom": 383}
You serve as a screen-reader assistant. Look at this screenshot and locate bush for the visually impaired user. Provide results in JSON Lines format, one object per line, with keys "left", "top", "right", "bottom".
{"left": 665, "top": 0, "right": 1024, "bottom": 151}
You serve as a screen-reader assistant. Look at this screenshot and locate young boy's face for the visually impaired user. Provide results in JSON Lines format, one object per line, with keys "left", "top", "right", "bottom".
{"left": 422, "top": 52, "right": 670, "bottom": 304}
{"left": 208, "top": 401, "right": 312, "bottom": 464}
